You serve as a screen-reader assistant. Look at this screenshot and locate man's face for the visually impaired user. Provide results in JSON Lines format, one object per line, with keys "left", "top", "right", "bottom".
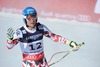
{"left": 26, "top": 14, "right": 37, "bottom": 28}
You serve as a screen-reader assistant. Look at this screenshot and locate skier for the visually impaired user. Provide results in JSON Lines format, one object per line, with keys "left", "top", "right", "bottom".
{"left": 6, "top": 7, "right": 78, "bottom": 67}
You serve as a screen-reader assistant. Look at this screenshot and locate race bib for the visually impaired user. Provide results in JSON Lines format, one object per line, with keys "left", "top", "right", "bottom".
{"left": 20, "top": 40, "right": 44, "bottom": 54}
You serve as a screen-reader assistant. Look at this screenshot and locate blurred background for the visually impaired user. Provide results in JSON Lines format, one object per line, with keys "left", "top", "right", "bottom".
{"left": 0, "top": 0, "right": 100, "bottom": 67}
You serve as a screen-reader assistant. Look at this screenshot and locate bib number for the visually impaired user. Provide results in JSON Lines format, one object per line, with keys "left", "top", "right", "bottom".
{"left": 29, "top": 42, "right": 42, "bottom": 50}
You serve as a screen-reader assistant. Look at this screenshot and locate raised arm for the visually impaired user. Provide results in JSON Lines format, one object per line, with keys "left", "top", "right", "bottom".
{"left": 6, "top": 27, "right": 22, "bottom": 49}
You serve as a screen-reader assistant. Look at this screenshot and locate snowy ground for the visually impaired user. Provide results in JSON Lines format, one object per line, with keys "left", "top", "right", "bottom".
{"left": 0, "top": 12, "right": 100, "bottom": 67}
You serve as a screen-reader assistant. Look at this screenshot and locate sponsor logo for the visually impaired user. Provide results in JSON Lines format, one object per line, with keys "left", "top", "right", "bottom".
{"left": 26, "top": 33, "right": 43, "bottom": 40}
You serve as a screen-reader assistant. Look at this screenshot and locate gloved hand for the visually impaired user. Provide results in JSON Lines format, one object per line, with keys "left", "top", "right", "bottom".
{"left": 68, "top": 40, "right": 79, "bottom": 51}
{"left": 7, "top": 27, "right": 15, "bottom": 43}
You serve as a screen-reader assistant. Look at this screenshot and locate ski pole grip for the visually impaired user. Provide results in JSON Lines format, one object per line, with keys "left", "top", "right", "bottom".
{"left": 79, "top": 42, "right": 85, "bottom": 47}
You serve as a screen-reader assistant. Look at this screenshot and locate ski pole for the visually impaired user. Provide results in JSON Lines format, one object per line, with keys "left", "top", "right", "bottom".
{"left": 48, "top": 42, "right": 85, "bottom": 67}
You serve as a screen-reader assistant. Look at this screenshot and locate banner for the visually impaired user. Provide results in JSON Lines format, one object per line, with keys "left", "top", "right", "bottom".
{"left": 0, "top": 0, "right": 100, "bottom": 24}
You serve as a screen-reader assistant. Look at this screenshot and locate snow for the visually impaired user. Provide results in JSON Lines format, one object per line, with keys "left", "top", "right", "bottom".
{"left": 0, "top": 12, "right": 100, "bottom": 67}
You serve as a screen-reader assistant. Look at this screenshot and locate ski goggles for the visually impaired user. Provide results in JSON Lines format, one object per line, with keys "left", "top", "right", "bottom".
{"left": 26, "top": 14, "right": 37, "bottom": 21}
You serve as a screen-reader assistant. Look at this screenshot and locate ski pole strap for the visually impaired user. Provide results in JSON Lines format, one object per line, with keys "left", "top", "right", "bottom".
{"left": 48, "top": 42, "right": 85, "bottom": 67}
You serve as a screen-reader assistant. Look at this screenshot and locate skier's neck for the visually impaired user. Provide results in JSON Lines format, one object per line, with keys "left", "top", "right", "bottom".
{"left": 28, "top": 27, "right": 35, "bottom": 30}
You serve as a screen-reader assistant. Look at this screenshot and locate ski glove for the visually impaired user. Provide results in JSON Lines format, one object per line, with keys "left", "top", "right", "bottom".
{"left": 7, "top": 27, "right": 15, "bottom": 43}
{"left": 68, "top": 40, "right": 79, "bottom": 51}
